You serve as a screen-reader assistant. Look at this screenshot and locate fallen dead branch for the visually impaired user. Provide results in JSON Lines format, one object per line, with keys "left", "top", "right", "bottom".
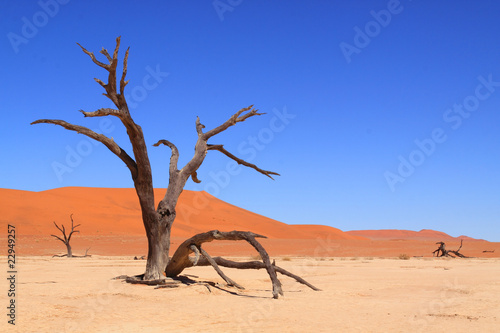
{"left": 432, "top": 240, "right": 469, "bottom": 258}
{"left": 118, "top": 230, "right": 320, "bottom": 298}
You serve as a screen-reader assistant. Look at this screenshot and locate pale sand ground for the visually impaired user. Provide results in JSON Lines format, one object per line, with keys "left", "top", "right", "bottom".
{"left": 1, "top": 256, "right": 499, "bottom": 333}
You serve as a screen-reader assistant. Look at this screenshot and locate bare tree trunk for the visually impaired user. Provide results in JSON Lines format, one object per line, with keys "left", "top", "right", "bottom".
{"left": 66, "top": 243, "right": 73, "bottom": 258}
{"left": 143, "top": 213, "right": 173, "bottom": 280}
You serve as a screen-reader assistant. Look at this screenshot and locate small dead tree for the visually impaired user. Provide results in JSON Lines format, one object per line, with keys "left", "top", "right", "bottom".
{"left": 432, "top": 242, "right": 446, "bottom": 257}
{"left": 432, "top": 240, "right": 469, "bottom": 258}
{"left": 32, "top": 37, "right": 317, "bottom": 297}
{"left": 51, "top": 214, "right": 80, "bottom": 258}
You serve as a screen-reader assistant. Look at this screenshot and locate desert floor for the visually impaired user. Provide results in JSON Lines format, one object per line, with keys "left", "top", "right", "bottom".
{"left": 1, "top": 256, "right": 499, "bottom": 333}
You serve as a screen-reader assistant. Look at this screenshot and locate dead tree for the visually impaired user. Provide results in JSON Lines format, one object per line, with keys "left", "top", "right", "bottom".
{"left": 51, "top": 214, "right": 80, "bottom": 258}
{"left": 432, "top": 242, "right": 446, "bottom": 257}
{"left": 32, "top": 37, "right": 316, "bottom": 297}
{"left": 432, "top": 240, "right": 469, "bottom": 258}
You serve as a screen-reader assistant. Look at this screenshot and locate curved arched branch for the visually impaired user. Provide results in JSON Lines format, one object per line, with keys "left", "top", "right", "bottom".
{"left": 153, "top": 139, "right": 179, "bottom": 175}
{"left": 190, "top": 171, "right": 202, "bottom": 183}
{"left": 30, "top": 119, "right": 138, "bottom": 179}
{"left": 207, "top": 144, "right": 280, "bottom": 180}
{"left": 166, "top": 230, "right": 300, "bottom": 298}
{"left": 166, "top": 230, "right": 268, "bottom": 278}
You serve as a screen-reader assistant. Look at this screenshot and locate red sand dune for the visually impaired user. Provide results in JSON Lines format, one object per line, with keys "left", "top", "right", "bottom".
{"left": 1, "top": 187, "right": 363, "bottom": 239}
{"left": 346, "top": 229, "right": 483, "bottom": 241}
{"left": 1, "top": 187, "right": 497, "bottom": 258}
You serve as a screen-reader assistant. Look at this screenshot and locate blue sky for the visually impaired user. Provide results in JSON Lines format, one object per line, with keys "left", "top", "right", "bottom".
{"left": 1, "top": 0, "right": 499, "bottom": 241}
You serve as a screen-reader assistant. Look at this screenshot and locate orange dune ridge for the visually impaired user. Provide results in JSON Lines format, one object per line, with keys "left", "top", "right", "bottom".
{"left": 0, "top": 187, "right": 361, "bottom": 239}
{"left": 346, "top": 229, "right": 483, "bottom": 241}
{"left": 1, "top": 187, "right": 497, "bottom": 258}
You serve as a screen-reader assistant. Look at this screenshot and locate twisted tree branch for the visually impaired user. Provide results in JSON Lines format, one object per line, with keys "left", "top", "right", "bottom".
{"left": 153, "top": 139, "right": 180, "bottom": 175}
{"left": 67, "top": 213, "right": 81, "bottom": 243}
{"left": 195, "top": 256, "right": 321, "bottom": 292}
{"left": 202, "top": 105, "right": 265, "bottom": 139}
{"left": 80, "top": 108, "right": 121, "bottom": 118}
{"left": 50, "top": 233, "right": 66, "bottom": 244}
{"left": 120, "top": 47, "right": 130, "bottom": 96}
{"left": 189, "top": 245, "right": 200, "bottom": 266}
{"left": 166, "top": 230, "right": 290, "bottom": 298}
{"left": 207, "top": 144, "right": 280, "bottom": 179}
{"left": 77, "top": 36, "right": 128, "bottom": 111}
{"left": 30, "top": 119, "right": 138, "bottom": 179}
{"left": 197, "top": 246, "right": 245, "bottom": 289}
{"left": 100, "top": 48, "right": 112, "bottom": 62}
{"left": 76, "top": 43, "right": 109, "bottom": 69}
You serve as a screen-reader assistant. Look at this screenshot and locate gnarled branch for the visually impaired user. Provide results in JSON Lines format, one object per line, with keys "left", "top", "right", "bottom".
{"left": 77, "top": 42, "right": 109, "bottom": 69}
{"left": 202, "top": 105, "right": 265, "bottom": 139}
{"left": 30, "top": 119, "right": 138, "bottom": 179}
{"left": 66, "top": 213, "right": 81, "bottom": 243}
{"left": 195, "top": 117, "right": 205, "bottom": 135}
{"left": 196, "top": 245, "right": 245, "bottom": 289}
{"left": 195, "top": 256, "right": 321, "bottom": 292}
{"left": 207, "top": 144, "right": 280, "bottom": 180}
{"left": 160, "top": 106, "right": 278, "bottom": 190}
{"left": 153, "top": 139, "right": 180, "bottom": 175}
{"left": 80, "top": 108, "right": 121, "bottom": 118}
{"left": 31, "top": 36, "right": 143, "bottom": 174}
{"left": 50, "top": 232, "right": 66, "bottom": 244}
{"left": 164, "top": 230, "right": 320, "bottom": 299}
{"left": 120, "top": 47, "right": 130, "bottom": 96}
{"left": 74, "top": 37, "right": 152, "bottom": 189}
{"left": 77, "top": 36, "right": 127, "bottom": 110}
{"left": 189, "top": 245, "right": 200, "bottom": 265}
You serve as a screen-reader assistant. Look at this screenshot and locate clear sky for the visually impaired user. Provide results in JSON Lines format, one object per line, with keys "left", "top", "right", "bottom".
{"left": 1, "top": 0, "right": 499, "bottom": 241}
